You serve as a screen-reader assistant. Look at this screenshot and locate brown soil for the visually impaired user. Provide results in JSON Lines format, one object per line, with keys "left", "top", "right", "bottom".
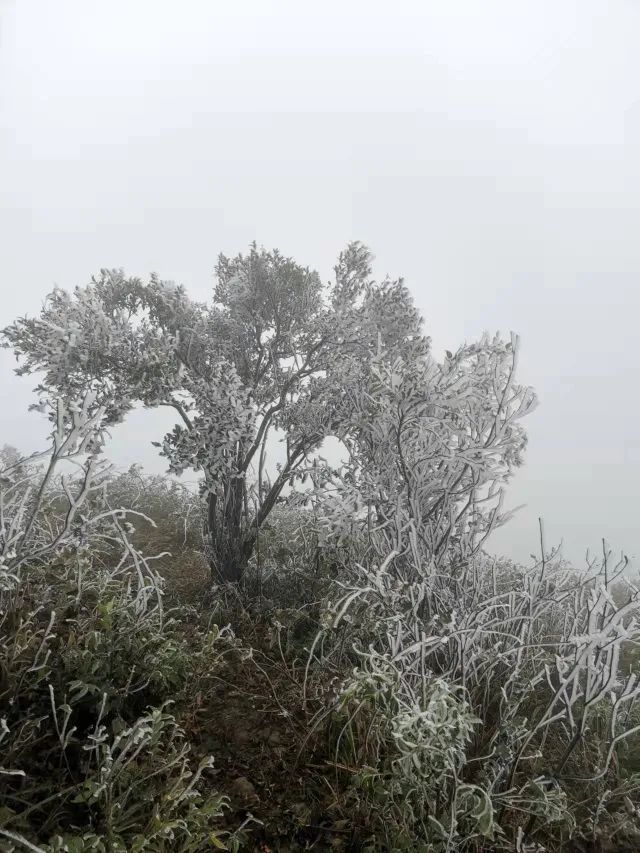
{"left": 180, "top": 619, "right": 357, "bottom": 852}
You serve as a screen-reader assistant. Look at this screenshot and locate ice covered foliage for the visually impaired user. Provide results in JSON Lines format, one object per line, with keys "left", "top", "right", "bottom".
{"left": 3, "top": 243, "right": 435, "bottom": 583}
{"left": 298, "top": 327, "right": 537, "bottom": 570}
{"left": 319, "top": 543, "right": 640, "bottom": 851}
{"left": 298, "top": 334, "right": 640, "bottom": 849}
{"left": 0, "top": 392, "right": 162, "bottom": 608}
{"left": 0, "top": 394, "right": 254, "bottom": 850}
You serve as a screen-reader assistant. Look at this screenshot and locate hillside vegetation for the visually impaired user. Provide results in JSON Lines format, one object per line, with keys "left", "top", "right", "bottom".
{"left": 1, "top": 245, "right": 639, "bottom": 852}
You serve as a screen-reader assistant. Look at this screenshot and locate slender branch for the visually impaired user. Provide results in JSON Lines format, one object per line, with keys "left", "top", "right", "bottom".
{"left": 160, "top": 400, "right": 193, "bottom": 430}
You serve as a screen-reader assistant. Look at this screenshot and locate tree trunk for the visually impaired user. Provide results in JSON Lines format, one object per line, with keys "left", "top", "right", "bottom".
{"left": 204, "top": 443, "right": 304, "bottom": 584}
{"left": 206, "top": 479, "right": 252, "bottom": 583}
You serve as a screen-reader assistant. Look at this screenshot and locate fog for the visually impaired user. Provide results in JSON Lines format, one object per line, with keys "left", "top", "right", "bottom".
{"left": 1, "top": 0, "right": 639, "bottom": 567}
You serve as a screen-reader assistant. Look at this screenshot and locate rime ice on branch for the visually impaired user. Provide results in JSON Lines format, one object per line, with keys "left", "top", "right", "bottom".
{"left": 2, "top": 243, "right": 536, "bottom": 583}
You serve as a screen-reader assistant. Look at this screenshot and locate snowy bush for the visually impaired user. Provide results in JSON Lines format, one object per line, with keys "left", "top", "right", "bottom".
{"left": 3, "top": 243, "right": 640, "bottom": 851}
{"left": 306, "top": 333, "right": 640, "bottom": 850}
{"left": 0, "top": 397, "right": 236, "bottom": 850}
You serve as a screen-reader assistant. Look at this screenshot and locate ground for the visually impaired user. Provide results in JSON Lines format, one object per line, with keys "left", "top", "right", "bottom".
{"left": 180, "top": 615, "right": 357, "bottom": 852}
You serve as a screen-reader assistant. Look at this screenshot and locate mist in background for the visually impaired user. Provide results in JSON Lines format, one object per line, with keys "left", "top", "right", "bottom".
{"left": 1, "top": 0, "right": 639, "bottom": 568}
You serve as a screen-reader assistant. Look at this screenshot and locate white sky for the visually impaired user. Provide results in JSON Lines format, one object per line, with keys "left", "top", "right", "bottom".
{"left": 1, "top": 0, "right": 639, "bottom": 568}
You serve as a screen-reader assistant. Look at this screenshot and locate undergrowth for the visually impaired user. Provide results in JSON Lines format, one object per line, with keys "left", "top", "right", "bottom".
{"left": 2, "top": 393, "right": 640, "bottom": 852}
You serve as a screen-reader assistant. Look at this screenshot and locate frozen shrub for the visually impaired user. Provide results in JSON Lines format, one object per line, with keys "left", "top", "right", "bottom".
{"left": 0, "top": 396, "right": 234, "bottom": 849}
{"left": 305, "top": 338, "right": 640, "bottom": 851}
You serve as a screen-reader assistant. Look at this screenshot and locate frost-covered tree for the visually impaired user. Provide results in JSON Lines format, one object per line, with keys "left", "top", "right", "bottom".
{"left": 328, "top": 331, "right": 538, "bottom": 567}
{"left": 3, "top": 243, "right": 428, "bottom": 582}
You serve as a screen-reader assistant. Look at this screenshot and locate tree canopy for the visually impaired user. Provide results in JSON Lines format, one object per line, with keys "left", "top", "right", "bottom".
{"left": 2, "top": 242, "right": 535, "bottom": 582}
{"left": 3, "top": 244, "right": 425, "bottom": 579}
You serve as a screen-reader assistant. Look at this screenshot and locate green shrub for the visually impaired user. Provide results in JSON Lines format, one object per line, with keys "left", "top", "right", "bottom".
{"left": 0, "top": 406, "right": 235, "bottom": 850}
